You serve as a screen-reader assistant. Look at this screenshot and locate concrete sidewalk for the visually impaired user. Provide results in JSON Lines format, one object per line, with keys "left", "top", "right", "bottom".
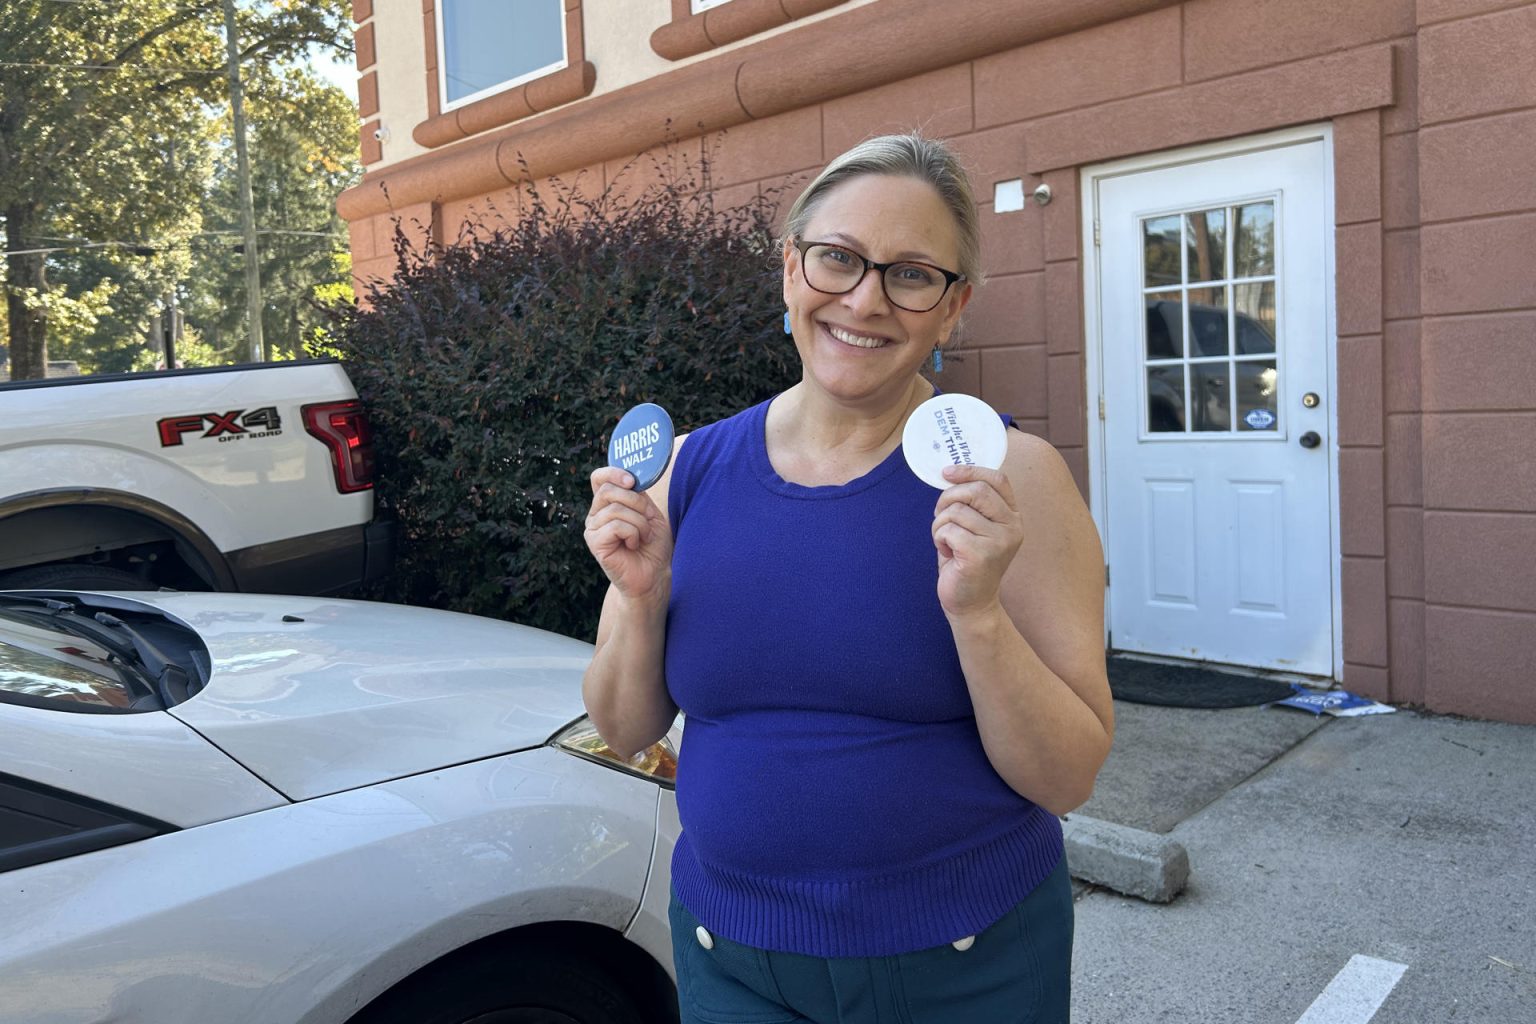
{"left": 1062, "top": 699, "right": 1330, "bottom": 900}
{"left": 1065, "top": 700, "right": 1536, "bottom": 1022}
{"left": 1080, "top": 699, "right": 1331, "bottom": 835}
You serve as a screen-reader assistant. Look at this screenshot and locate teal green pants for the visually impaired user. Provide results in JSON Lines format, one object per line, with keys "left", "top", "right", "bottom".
{"left": 667, "top": 857, "right": 1073, "bottom": 1024}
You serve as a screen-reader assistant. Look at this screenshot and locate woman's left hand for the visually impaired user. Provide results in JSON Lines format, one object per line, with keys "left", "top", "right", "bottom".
{"left": 932, "top": 463, "right": 1025, "bottom": 619}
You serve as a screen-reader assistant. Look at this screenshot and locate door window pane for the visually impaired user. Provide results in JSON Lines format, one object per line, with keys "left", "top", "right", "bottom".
{"left": 1235, "top": 361, "right": 1280, "bottom": 431}
{"left": 1234, "top": 282, "right": 1276, "bottom": 354}
{"left": 1147, "top": 366, "right": 1186, "bottom": 433}
{"left": 1146, "top": 299, "right": 1184, "bottom": 358}
{"left": 1139, "top": 201, "right": 1278, "bottom": 437}
{"left": 1186, "top": 286, "right": 1230, "bottom": 357}
{"left": 1190, "top": 363, "right": 1231, "bottom": 432}
{"left": 1143, "top": 216, "right": 1182, "bottom": 288}
{"left": 441, "top": 0, "right": 565, "bottom": 106}
{"left": 1234, "top": 203, "right": 1275, "bottom": 277}
{"left": 1185, "top": 209, "right": 1226, "bottom": 284}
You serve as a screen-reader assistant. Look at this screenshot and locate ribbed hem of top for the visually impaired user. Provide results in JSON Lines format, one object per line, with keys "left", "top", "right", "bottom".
{"left": 671, "top": 808, "right": 1064, "bottom": 957}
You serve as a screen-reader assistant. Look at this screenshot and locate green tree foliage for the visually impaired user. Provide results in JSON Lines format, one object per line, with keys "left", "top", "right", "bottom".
{"left": 0, "top": 0, "right": 350, "bottom": 380}
{"left": 322, "top": 160, "right": 799, "bottom": 640}
{"left": 45, "top": 235, "right": 207, "bottom": 374}
{"left": 130, "top": 321, "right": 225, "bottom": 371}
{"left": 183, "top": 63, "right": 359, "bottom": 363}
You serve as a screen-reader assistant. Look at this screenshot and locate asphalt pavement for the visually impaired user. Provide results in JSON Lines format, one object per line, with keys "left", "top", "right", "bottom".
{"left": 1066, "top": 699, "right": 1536, "bottom": 1023}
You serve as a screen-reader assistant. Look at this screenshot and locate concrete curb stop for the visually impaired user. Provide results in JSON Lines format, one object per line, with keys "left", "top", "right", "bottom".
{"left": 1062, "top": 814, "right": 1189, "bottom": 903}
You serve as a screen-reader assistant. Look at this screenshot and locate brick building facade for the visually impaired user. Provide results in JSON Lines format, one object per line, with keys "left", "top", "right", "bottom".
{"left": 340, "top": 0, "right": 1536, "bottom": 723}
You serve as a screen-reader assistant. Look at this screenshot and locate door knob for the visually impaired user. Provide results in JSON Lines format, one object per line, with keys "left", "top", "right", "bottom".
{"left": 1299, "top": 431, "right": 1321, "bottom": 449}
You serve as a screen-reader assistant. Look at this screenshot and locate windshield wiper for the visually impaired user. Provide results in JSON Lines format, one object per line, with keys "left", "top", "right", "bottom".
{"left": 0, "top": 598, "right": 187, "bottom": 707}
{"left": 90, "top": 611, "right": 192, "bottom": 705}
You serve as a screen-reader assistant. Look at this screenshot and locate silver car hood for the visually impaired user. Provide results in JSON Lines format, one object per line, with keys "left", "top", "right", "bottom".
{"left": 121, "top": 592, "right": 593, "bottom": 800}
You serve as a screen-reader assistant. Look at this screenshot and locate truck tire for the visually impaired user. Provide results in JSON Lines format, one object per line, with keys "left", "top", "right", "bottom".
{"left": 0, "top": 564, "right": 153, "bottom": 591}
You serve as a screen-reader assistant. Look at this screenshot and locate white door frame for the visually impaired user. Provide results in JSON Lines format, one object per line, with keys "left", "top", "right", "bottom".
{"left": 1080, "top": 123, "right": 1343, "bottom": 680}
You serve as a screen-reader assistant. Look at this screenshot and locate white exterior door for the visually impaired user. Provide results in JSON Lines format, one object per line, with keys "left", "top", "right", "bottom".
{"left": 1090, "top": 131, "right": 1336, "bottom": 676}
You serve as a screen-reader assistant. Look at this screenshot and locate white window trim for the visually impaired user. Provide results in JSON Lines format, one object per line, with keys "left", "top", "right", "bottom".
{"left": 435, "top": 0, "right": 569, "bottom": 114}
{"left": 691, "top": 0, "right": 733, "bottom": 13}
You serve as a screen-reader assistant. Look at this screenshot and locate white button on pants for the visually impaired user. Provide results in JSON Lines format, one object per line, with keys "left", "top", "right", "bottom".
{"left": 952, "top": 935, "right": 976, "bottom": 951}
{"left": 695, "top": 925, "right": 715, "bottom": 950}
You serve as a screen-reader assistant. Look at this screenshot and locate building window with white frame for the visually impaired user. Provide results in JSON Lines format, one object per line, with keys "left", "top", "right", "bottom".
{"left": 437, "top": 0, "right": 567, "bottom": 110}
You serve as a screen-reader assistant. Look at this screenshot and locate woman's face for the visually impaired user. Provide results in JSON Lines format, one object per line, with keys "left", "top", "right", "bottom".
{"left": 783, "top": 173, "right": 972, "bottom": 407}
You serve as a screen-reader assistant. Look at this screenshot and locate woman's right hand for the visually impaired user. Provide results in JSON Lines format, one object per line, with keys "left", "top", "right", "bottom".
{"left": 583, "top": 466, "right": 673, "bottom": 603}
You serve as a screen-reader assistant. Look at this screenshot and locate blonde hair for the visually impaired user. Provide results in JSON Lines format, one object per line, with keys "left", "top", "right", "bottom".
{"left": 783, "top": 133, "right": 983, "bottom": 286}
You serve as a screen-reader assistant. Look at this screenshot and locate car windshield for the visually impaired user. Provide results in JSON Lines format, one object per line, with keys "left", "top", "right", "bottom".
{"left": 0, "top": 609, "right": 138, "bottom": 710}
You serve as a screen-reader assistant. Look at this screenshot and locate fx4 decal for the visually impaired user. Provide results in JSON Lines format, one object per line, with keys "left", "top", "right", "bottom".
{"left": 158, "top": 407, "right": 283, "bottom": 447}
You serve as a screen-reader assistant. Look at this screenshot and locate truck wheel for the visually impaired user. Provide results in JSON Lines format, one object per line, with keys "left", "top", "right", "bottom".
{"left": 0, "top": 564, "right": 153, "bottom": 591}
{"left": 354, "top": 948, "right": 647, "bottom": 1024}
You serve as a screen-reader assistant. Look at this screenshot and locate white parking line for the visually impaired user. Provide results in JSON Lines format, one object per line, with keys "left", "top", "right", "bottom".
{"left": 1294, "top": 955, "right": 1408, "bottom": 1024}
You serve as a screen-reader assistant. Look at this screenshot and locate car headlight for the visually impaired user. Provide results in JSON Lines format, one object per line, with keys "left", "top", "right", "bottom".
{"left": 552, "top": 717, "right": 678, "bottom": 788}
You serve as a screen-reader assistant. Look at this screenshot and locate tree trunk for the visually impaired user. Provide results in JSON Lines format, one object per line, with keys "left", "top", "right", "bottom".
{"left": 4, "top": 204, "right": 49, "bottom": 381}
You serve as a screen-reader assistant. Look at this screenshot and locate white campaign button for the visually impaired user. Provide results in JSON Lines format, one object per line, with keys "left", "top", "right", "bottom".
{"left": 952, "top": 935, "right": 976, "bottom": 951}
{"left": 902, "top": 393, "right": 1008, "bottom": 489}
{"left": 695, "top": 925, "right": 714, "bottom": 950}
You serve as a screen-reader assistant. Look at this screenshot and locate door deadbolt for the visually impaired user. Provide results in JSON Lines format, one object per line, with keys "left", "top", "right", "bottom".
{"left": 1302, "top": 392, "right": 1320, "bottom": 409}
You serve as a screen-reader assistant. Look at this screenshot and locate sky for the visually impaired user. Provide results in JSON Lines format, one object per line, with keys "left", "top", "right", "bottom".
{"left": 309, "top": 42, "right": 357, "bottom": 102}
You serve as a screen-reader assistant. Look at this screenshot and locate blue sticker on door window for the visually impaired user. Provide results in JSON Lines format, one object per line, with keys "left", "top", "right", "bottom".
{"left": 1244, "top": 409, "right": 1277, "bottom": 430}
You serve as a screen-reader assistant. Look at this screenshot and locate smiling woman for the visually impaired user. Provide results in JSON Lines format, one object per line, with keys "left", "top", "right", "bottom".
{"left": 580, "top": 133, "right": 1112, "bottom": 1023}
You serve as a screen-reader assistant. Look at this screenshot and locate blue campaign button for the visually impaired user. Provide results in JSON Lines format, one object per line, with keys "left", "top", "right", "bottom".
{"left": 607, "top": 402, "right": 675, "bottom": 490}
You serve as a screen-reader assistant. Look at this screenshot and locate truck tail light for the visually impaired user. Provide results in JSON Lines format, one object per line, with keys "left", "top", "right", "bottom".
{"left": 302, "top": 400, "right": 376, "bottom": 493}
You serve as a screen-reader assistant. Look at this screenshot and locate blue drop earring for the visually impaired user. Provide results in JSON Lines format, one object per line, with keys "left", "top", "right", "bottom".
{"left": 932, "top": 346, "right": 943, "bottom": 374}
{"left": 784, "top": 311, "right": 793, "bottom": 335}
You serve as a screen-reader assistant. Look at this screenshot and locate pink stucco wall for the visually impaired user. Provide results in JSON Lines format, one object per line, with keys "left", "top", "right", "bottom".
{"left": 344, "top": 0, "right": 1536, "bottom": 722}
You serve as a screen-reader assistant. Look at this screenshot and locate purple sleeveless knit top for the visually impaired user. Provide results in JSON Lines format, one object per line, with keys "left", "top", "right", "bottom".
{"left": 663, "top": 396, "right": 1062, "bottom": 957}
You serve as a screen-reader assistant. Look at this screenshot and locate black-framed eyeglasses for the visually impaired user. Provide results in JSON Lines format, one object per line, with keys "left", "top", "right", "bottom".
{"left": 793, "top": 239, "right": 966, "bottom": 313}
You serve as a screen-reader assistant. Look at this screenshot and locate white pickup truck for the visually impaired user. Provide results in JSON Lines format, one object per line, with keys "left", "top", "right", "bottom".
{"left": 0, "top": 359, "right": 393, "bottom": 593}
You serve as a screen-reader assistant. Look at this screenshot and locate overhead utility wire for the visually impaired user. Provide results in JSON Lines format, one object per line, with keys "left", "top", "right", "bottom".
{"left": 34, "top": 0, "right": 216, "bottom": 13}
{"left": 0, "top": 61, "right": 223, "bottom": 75}
{"left": 4, "top": 229, "right": 348, "bottom": 259}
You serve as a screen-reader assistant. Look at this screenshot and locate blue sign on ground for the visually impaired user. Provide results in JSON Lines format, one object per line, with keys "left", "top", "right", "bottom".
{"left": 607, "top": 402, "right": 675, "bottom": 491}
